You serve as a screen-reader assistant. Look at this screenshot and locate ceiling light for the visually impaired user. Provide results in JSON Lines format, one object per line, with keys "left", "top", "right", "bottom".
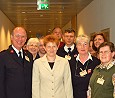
{"left": 58, "top": 11, "right": 63, "bottom": 14}
{"left": 22, "top": 12, "right": 26, "bottom": 14}
{"left": 40, "top": 14, "right": 43, "bottom": 17}
{"left": 24, "top": 18, "right": 27, "bottom": 21}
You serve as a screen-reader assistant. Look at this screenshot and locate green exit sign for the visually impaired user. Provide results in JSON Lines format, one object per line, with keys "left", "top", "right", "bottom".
{"left": 37, "top": 3, "right": 49, "bottom": 10}
{"left": 41, "top": 0, "right": 49, "bottom": 2}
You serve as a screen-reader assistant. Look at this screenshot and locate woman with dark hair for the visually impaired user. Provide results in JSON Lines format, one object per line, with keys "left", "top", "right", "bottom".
{"left": 92, "top": 32, "right": 108, "bottom": 57}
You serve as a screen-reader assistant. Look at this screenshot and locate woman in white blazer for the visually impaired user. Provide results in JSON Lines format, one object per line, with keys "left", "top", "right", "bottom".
{"left": 32, "top": 34, "right": 73, "bottom": 98}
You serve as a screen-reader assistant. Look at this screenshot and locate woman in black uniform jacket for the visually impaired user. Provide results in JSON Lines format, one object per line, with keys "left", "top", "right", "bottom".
{"left": 71, "top": 34, "right": 100, "bottom": 98}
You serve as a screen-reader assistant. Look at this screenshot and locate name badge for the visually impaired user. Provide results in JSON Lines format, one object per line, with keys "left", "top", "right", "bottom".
{"left": 65, "top": 55, "right": 71, "bottom": 60}
{"left": 97, "top": 77, "right": 105, "bottom": 85}
{"left": 79, "top": 70, "right": 87, "bottom": 77}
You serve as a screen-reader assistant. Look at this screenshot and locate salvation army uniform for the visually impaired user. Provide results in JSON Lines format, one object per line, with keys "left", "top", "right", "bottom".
{"left": 72, "top": 53, "right": 100, "bottom": 98}
{"left": 0, "top": 45, "right": 33, "bottom": 98}
{"left": 57, "top": 44, "right": 78, "bottom": 67}
{"left": 57, "top": 44, "right": 78, "bottom": 59}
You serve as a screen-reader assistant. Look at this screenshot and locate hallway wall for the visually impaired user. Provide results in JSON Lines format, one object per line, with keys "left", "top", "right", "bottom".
{"left": 77, "top": 0, "right": 115, "bottom": 44}
{"left": 1, "top": 0, "right": 115, "bottom": 51}
{"left": 0, "top": 10, "right": 15, "bottom": 51}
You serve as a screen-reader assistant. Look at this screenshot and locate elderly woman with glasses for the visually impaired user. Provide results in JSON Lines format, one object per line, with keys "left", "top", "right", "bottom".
{"left": 27, "top": 38, "right": 40, "bottom": 60}
{"left": 71, "top": 34, "right": 100, "bottom": 98}
{"left": 89, "top": 42, "right": 115, "bottom": 98}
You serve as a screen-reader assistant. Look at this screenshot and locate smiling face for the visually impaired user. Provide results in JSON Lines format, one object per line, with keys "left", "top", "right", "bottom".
{"left": 45, "top": 42, "right": 58, "bottom": 57}
{"left": 94, "top": 35, "right": 105, "bottom": 48}
{"left": 27, "top": 42, "right": 39, "bottom": 55}
{"left": 76, "top": 34, "right": 90, "bottom": 55}
{"left": 76, "top": 39, "right": 89, "bottom": 55}
{"left": 38, "top": 39, "right": 46, "bottom": 54}
{"left": 99, "top": 46, "right": 115, "bottom": 65}
{"left": 11, "top": 27, "right": 27, "bottom": 50}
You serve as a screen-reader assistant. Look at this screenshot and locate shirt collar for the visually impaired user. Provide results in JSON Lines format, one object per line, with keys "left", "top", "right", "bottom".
{"left": 97, "top": 60, "right": 115, "bottom": 70}
{"left": 12, "top": 45, "right": 23, "bottom": 57}
{"left": 76, "top": 52, "right": 93, "bottom": 64}
{"left": 64, "top": 44, "right": 74, "bottom": 53}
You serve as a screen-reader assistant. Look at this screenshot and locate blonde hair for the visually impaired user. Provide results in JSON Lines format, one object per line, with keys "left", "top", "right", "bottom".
{"left": 27, "top": 38, "right": 39, "bottom": 45}
{"left": 76, "top": 34, "right": 90, "bottom": 44}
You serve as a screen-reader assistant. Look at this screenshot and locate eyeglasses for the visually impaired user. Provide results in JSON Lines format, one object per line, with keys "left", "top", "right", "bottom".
{"left": 99, "top": 51, "right": 111, "bottom": 55}
{"left": 77, "top": 42, "right": 88, "bottom": 47}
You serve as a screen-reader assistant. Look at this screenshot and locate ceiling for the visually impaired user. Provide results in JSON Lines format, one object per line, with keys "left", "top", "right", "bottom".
{"left": 0, "top": 0, "right": 93, "bottom": 37}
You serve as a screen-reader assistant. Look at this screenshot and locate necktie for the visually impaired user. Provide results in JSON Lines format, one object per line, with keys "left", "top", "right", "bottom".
{"left": 18, "top": 51, "right": 23, "bottom": 63}
{"left": 68, "top": 48, "right": 71, "bottom": 55}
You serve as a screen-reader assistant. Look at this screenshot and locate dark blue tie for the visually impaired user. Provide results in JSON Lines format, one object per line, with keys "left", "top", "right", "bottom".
{"left": 18, "top": 51, "right": 23, "bottom": 63}
{"left": 68, "top": 48, "right": 71, "bottom": 55}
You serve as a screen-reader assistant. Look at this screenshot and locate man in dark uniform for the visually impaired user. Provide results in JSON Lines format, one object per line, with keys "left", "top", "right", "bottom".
{"left": 57, "top": 28, "right": 78, "bottom": 58}
{"left": 0, "top": 27, "right": 33, "bottom": 98}
{"left": 57, "top": 28, "right": 78, "bottom": 76}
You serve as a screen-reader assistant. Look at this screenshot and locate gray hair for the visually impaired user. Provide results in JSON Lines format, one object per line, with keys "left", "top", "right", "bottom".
{"left": 76, "top": 34, "right": 90, "bottom": 44}
{"left": 27, "top": 38, "right": 39, "bottom": 45}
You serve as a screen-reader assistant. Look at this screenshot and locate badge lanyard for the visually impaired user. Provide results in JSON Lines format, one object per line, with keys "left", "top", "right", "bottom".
{"left": 75, "top": 60, "right": 89, "bottom": 77}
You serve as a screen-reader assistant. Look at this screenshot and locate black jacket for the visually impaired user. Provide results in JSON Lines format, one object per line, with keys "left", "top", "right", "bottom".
{"left": 71, "top": 56, "right": 100, "bottom": 98}
{"left": 57, "top": 44, "right": 78, "bottom": 58}
{"left": 0, "top": 45, "right": 33, "bottom": 98}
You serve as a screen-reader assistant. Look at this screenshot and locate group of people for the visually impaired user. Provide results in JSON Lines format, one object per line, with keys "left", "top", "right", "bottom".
{"left": 0, "top": 26, "right": 115, "bottom": 98}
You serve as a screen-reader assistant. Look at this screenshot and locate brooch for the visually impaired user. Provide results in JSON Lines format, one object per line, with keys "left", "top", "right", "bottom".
{"left": 65, "top": 55, "right": 71, "bottom": 60}
{"left": 25, "top": 56, "right": 30, "bottom": 62}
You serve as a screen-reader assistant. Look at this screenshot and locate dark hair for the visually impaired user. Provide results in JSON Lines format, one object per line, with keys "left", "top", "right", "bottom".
{"left": 97, "top": 42, "right": 115, "bottom": 53}
{"left": 43, "top": 34, "right": 59, "bottom": 46}
{"left": 64, "top": 28, "right": 75, "bottom": 34}
{"left": 92, "top": 32, "right": 108, "bottom": 51}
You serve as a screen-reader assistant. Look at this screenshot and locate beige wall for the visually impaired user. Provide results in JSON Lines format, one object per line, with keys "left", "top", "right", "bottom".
{"left": 77, "top": 0, "right": 115, "bottom": 43}
{"left": 0, "top": 10, "right": 15, "bottom": 51}
{"left": 62, "top": 21, "right": 71, "bottom": 33}
{"left": 62, "top": 15, "right": 77, "bottom": 34}
{"left": 71, "top": 15, "right": 77, "bottom": 35}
